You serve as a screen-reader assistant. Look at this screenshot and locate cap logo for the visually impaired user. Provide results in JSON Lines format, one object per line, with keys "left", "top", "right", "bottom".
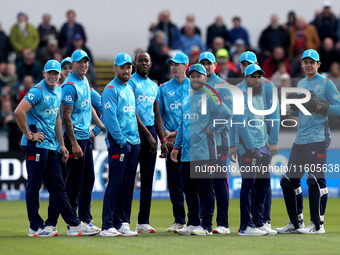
{"left": 52, "top": 62, "right": 55, "bottom": 67}
{"left": 205, "top": 53, "right": 208, "bottom": 58}
{"left": 308, "top": 51, "right": 312, "bottom": 56}
{"left": 124, "top": 54, "right": 127, "bottom": 60}
{"left": 81, "top": 50, "right": 85, "bottom": 55}
{"left": 245, "top": 53, "right": 248, "bottom": 58}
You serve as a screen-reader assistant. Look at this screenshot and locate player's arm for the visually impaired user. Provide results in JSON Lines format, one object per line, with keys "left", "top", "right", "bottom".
{"left": 136, "top": 112, "right": 157, "bottom": 153}
{"left": 91, "top": 106, "right": 105, "bottom": 133}
{"left": 55, "top": 108, "right": 69, "bottom": 163}
{"left": 14, "top": 99, "right": 45, "bottom": 143}
{"left": 326, "top": 80, "right": 340, "bottom": 115}
{"left": 154, "top": 102, "right": 168, "bottom": 158}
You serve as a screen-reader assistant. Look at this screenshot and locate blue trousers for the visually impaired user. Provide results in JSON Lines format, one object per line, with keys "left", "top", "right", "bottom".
{"left": 138, "top": 126, "right": 157, "bottom": 224}
{"left": 24, "top": 147, "right": 79, "bottom": 231}
{"left": 166, "top": 152, "right": 186, "bottom": 224}
{"left": 64, "top": 137, "right": 95, "bottom": 224}
{"left": 102, "top": 142, "right": 140, "bottom": 230}
{"left": 213, "top": 146, "right": 229, "bottom": 228}
{"left": 239, "top": 148, "right": 271, "bottom": 231}
{"left": 181, "top": 161, "right": 215, "bottom": 231}
{"left": 286, "top": 142, "right": 328, "bottom": 216}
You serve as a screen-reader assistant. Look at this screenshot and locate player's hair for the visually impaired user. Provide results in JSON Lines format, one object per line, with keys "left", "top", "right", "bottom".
{"left": 134, "top": 51, "right": 149, "bottom": 62}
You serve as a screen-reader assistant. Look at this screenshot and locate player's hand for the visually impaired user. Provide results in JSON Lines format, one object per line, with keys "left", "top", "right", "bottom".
{"left": 72, "top": 143, "right": 83, "bottom": 159}
{"left": 269, "top": 144, "right": 279, "bottom": 156}
{"left": 159, "top": 141, "right": 168, "bottom": 158}
{"left": 147, "top": 134, "right": 157, "bottom": 154}
{"left": 229, "top": 147, "right": 237, "bottom": 163}
{"left": 90, "top": 130, "right": 95, "bottom": 138}
{"left": 165, "top": 130, "right": 176, "bottom": 149}
{"left": 60, "top": 146, "right": 69, "bottom": 164}
{"left": 170, "top": 149, "right": 179, "bottom": 163}
{"left": 30, "top": 132, "right": 45, "bottom": 144}
{"left": 100, "top": 124, "right": 106, "bottom": 133}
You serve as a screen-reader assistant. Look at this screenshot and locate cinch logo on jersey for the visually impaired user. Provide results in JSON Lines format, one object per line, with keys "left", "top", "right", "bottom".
{"left": 170, "top": 101, "right": 181, "bottom": 110}
{"left": 123, "top": 105, "right": 135, "bottom": 112}
{"left": 44, "top": 106, "right": 59, "bottom": 115}
{"left": 81, "top": 98, "right": 90, "bottom": 107}
{"left": 138, "top": 94, "right": 155, "bottom": 102}
{"left": 183, "top": 112, "right": 199, "bottom": 120}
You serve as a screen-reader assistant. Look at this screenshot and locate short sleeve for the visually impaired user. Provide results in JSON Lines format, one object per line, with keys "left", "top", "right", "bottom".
{"left": 24, "top": 87, "right": 43, "bottom": 106}
{"left": 62, "top": 84, "right": 77, "bottom": 105}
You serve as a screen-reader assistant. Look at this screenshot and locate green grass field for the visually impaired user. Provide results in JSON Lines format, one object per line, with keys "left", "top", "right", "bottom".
{"left": 0, "top": 198, "right": 339, "bottom": 255}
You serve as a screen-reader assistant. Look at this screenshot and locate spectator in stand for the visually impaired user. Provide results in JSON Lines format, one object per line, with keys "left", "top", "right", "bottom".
{"left": 209, "top": 36, "right": 225, "bottom": 55}
{"left": 327, "top": 62, "right": 340, "bottom": 89}
{"left": 37, "top": 14, "right": 58, "bottom": 49}
{"left": 311, "top": 1, "right": 337, "bottom": 42}
{"left": 0, "top": 21, "right": 12, "bottom": 63}
{"left": 59, "top": 10, "right": 87, "bottom": 51}
{"left": 153, "top": 10, "right": 181, "bottom": 50}
{"left": 290, "top": 50, "right": 305, "bottom": 85}
{"left": 37, "top": 38, "right": 62, "bottom": 65}
{"left": 0, "top": 99, "right": 22, "bottom": 150}
{"left": 228, "top": 16, "right": 250, "bottom": 48}
{"left": 148, "top": 30, "right": 170, "bottom": 84}
{"left": 289, "top": 16, "right": 320, "bottom": 60}
{"left": 16, "top": 50, "right": 43, "bottom": 83}
{"left": 206, "top": 16, "right": 228, "bottom": 50}
{"left": 318, "top": 37, "right": 340, "bottom": 73}
{"left": 188, "top": 45, "right": 201, "bottom": 68}
{"left": 16, "top": 75, "right": 34, "bottom": 103}
{"left": 271, "top": 62, "right": 292, "bottom": 88}
{"left": 259, "top": 14, "right": 290, "bottom": 60}
{"left": 181, "top": 14, "right": 201, "bottom": 35}
{"left": 1, "top": 86, "right": 17, "bottom": 109}
{"left": 0, "top": 62, "right": 6, "bottom": 88}
{"left": 284, "top": 11, "right": 297, "bottom": 30}
{"left": 215, "top": 48, "right": 239, "bottom": 83}
{"left": 0, "top": 63, "right": 18, "bottom": 89}
{"left": 231, "top": 39, "right": 247, "bottom": 70}
{"left": 262, "top": 46, "right": 290, "bottom": 79}
{"left": 10, "top": 12, "right": 39, "bottom": 59}
{"left": 180, "top": 22, "right": 206, "bottom": 56}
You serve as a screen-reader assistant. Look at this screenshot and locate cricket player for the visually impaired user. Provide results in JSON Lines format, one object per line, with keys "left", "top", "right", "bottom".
{"left": 159, "top": 52, "right": 189, "bottom": 232}
{"left": 170, "top": 64, "right": 231, "bottom": 235}
{"left": 15, "top": 60, "right": 100, "bottom": 237}
{"left": 100, "top": 53, "right": 141, "bottom": 237}
{"left": 277, "top": 49, "right": 340, "bottom": 234}
{"left": 231, "top": 64, "right": 279, "bottom": 236}
{"left": 62, "top": 50, "right": 104, "bottom": 231}
{"left": 229, "top": 51, "right": 279, "bottom": 230}
{"left": 129, "top": 52, "right": 168, "bottom": 233}
{"left": 199, "top": 51, "right": 233, "bottom": 234}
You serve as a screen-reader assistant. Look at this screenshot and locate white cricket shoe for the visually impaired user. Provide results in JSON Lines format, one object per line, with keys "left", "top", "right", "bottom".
{"left": 296, "top": 222, "right": 325, "bottom": 234}
{"left": 118, "top": 223, "right": 138, "bottom": 236}
{"left": 257, "top": 225, "right": 277, "bottom": 235}
{"left": 177, "top": 225, "right": 197, "bottom": 235}
{"left": 276, "top": 221, "right": 305, "bottom": 234}
{"left": 136, "top": 224, "right": 156, "bottom": 233}
{"left": 99, "top": 227, "right": 121, "bottom": 237}
{"left": 213, "top": 226, "right": 230, "bottom": 234}
{"left": 38, "top": 226, "right": 58, "bottom": 237}
{"left": 86, "top": 222, "right": 101, "bottom": 232}
{"left": 239, "top": 226, "right": 267, "bottom": 236}
{"left": 28, "top": 228, "right": 42, "bottom": 237}
{"left": 191, "top": 226, "right": 213, "bottom": 236}
{"left": 167, "top": 223, "right": 186, "bottom": 233}
{"left": 67, "top": 221, "right": 101, "bottom": 236}
{"left": 264, "top": 222, "right": 272, "bottom": 229}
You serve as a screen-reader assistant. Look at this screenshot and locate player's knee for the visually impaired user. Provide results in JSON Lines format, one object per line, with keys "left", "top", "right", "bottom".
{"left": 307, "top": 174, "right": 318, "bottom": 187}
{"left": 280, "top": 175, "right": 291, "bottom": 188}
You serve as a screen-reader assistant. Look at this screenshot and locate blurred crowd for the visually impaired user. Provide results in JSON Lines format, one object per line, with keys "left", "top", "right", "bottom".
{"left": 1, "top": 1, "right": 340, "bottom": 150}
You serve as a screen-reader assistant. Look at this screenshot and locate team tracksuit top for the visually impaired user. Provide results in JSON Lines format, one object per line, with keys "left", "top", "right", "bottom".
{"left": 159, "top": 77, "right": 190, "bottom": 132}
{"left": 174, "top": 89, "right": 232, "bottom": 162}
{"left": 295, "top": 74, "right": 340, "bottom": 144}
{"left": 61, "top": 71, "right": 92, "bottom": 140}
{"left": 230, "top": 78, "right": 280, "bottom": 156}
{"left": 129, "top": 72, "right": 159, "bottom": 127}
{"left": 101, "top": 77, "right": 140, "bottom": 148}
{"left": 21, "top": 79, "right": 61, "bottom": 150}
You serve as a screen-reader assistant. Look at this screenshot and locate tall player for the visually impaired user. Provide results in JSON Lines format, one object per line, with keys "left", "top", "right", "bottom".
{"left": 129, "top": 52, "right": 168, "bottom": 233}
{"left": 159, "top": 53, "right": 190, "bottom": 232}
{"left": 277, "top": 49, "right": 340, "bottom": 234}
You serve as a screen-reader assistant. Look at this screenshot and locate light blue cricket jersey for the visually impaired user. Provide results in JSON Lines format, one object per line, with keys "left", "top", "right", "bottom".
{"left": 61, "top": 71, "right": 92, "bottom": 140}
{"left": 21, "top": 79, "right": 61, "bottom": 151}
{"left": 129, "top": 72, "right": 159, "bottom": 127}
{"left": 295, "top": 74, "right": 340, "bottom": 144}
{"left": 159, "top": 77, "right": 190, "bottom": 132}
{"left": 90, "top": 88, "right": 104, "bottom": 136}
{"left": 206, "top": 73, "right": 233, "bottom": 147}
{"left": 174, "top": 89, "right": 232, "bottom": 162}
{"left": 233, "top": 77, "right": 279, "bottom": 156}
{"left": 101, "top": 77, "right": 140, "bottom": 148}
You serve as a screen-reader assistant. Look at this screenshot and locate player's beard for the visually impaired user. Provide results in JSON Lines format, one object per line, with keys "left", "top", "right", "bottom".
{"left": 253, "top": 85, "right": 262, "bottom": 95}
{"left": 117, "top": 73, "right": 130, "bottom": 83}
